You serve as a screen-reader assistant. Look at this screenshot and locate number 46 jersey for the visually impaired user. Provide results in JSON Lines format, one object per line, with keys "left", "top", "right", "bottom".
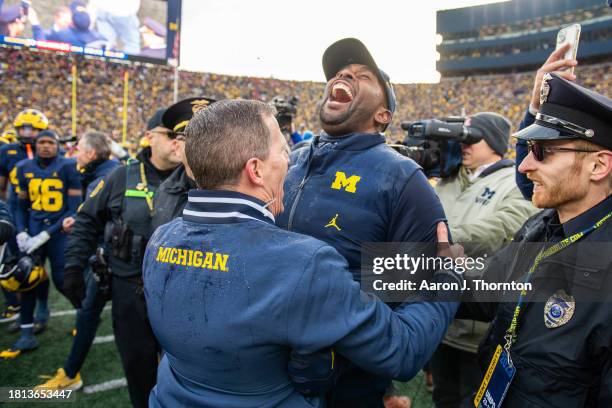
{"left": 16, "top": 156, "right": 81, "bottom": 234}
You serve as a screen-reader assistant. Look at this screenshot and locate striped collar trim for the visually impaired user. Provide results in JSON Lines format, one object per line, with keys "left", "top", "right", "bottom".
{"left": 183, "top": 190, "right": 275, "bottom": 225}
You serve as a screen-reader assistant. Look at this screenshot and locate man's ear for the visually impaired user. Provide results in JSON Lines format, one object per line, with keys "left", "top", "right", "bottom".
{"left": 374, "top": 107, "right": 392, "bottom": 131}
{"left": 590, "top": 150, "right": 612, "bottom": 182}
{"left": 245, "top": 157, "right": 265, "bottom": 187}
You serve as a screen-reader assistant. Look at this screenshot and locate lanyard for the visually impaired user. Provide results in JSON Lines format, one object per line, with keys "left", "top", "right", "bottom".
{"left": 139, "top": 162, "right": 154, "bottom": 212}
{"left": 504, "top": 210, "right": 612, "bottom": 353}
{"left": 124, "top": 162, "right": 154, "bottom": 212}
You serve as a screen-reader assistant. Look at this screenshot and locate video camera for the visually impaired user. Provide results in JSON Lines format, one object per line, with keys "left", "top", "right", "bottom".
{"left": 390, "top": 117, "right": 484, "bottom": 178}
{"left": 271, "top": 95, "right": 299, "bottom": 136}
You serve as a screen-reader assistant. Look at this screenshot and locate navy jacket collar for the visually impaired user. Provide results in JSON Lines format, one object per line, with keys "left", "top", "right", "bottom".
{"left": 562, "top": 194, "right": 612, "bottom": 237}
{"left": 318, "top": 132, "right": 386, "bottom": 151}
{"left": 183, "top": 190, "right": 275, "bottom": 225}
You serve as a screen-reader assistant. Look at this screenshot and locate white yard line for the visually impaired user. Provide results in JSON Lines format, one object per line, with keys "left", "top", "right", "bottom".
{"left": 92, "top": 335, "right": 115, "bottom": 345}
{"left": 50, "top": 305, "right": 111, "bottom": 318}
{"left": 83, "top": 378, "right": 127, "bottom": 394}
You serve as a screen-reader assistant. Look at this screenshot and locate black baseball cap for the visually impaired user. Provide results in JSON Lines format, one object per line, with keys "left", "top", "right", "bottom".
{"left": 322, "top": 38, "right": 397, "bottom": 117}
{"left": 146, "top": 108, "right": 167, "bottom": 131}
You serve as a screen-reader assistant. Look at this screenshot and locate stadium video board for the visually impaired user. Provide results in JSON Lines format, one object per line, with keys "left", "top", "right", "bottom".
{"left": 0, "top": 0, "right": 181, "bottom": 65}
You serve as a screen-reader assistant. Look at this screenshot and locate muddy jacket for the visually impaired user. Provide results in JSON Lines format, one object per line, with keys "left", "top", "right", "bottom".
{"left": 143, "top": 190, "right": 459, "bottom": 408}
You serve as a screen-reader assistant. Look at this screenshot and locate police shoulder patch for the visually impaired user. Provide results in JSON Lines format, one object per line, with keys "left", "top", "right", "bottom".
{"left": 7, "top": 150, "right": 17, "bottom": 155}
{"left": 89, "top": 180, "right": 105, "bottom": 198}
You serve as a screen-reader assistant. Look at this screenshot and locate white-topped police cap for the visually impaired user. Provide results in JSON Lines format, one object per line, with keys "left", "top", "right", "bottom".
{"left": 514, "top": 73, "right": 612, "bottom": 150}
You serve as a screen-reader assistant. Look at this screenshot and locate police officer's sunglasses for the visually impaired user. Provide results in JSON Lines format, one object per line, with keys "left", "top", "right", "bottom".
{"left": 527, "top": 141, "right": 599, "bottom": 162}
{"left": 150, "top": 129, "right": 185, "bottom": 141}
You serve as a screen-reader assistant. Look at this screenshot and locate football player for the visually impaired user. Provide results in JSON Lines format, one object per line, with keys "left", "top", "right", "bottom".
{"left": 0, "top": 109, "right": 48, "bottom": 325}
{"left": 0, "top": 130, "right": 81, "bottom": 358}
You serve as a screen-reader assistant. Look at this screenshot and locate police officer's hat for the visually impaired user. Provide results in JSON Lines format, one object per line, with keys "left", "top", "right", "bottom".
{"left": 162, "top": 97, "right": 216, "bottom": 136}
{"left": 514, "top": 73, "right": 612, "bottom": 150}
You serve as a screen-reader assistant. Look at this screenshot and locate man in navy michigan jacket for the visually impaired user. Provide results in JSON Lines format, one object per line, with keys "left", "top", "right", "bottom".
{"left": 143, "top": 100, "right": 462, "bottom": 408}
{"left": 276, "top": 38, "right": 447, "bottom": 406}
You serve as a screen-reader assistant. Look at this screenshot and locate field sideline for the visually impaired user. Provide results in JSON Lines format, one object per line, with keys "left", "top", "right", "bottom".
{"left": 0, "top": 285, "right": 433, "bottom": 407}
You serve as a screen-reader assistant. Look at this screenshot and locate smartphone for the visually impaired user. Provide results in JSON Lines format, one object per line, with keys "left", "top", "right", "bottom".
{"left": 555, "top": 24, "right": 581, "bottom": 73}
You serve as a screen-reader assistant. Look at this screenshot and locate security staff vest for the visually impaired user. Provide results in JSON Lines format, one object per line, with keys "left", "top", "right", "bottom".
{"left": 108, "top": 160, "right": 157, "bottom": 278}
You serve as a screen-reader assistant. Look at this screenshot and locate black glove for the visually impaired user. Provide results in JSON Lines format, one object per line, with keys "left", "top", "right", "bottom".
{"left": 0, "top": 221, "right": 14, "bottom": 245}
{"left": 63, "top": 267, "right": 86, "bottom": 309}
{"left": 288, "top": 349, "right": 344, "bottom": 396}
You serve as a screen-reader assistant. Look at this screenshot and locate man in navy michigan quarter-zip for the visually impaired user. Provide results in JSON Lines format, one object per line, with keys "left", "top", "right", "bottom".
{"left": 277, "top": 38, "right": 447, "bottom": 407}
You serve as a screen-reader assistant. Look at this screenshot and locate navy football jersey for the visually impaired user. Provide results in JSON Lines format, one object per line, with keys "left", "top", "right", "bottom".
{"left": 0, "top": 143, "right": 35, "bottom": 214}
{"left": 16, "top": 156, "right": 81, "bottom": 227}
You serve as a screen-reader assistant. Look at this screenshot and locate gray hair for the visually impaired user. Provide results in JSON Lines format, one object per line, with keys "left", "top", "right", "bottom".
{"left": 81, "top": 131, "right": 111, "bottom": 159}
{"left": 185, "top": 99, "right": 277, "bottom": 189}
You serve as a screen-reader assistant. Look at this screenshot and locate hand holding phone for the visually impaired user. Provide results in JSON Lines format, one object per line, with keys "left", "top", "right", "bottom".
{"left": 555, "top": 24, "right": 581, "bottom": 74}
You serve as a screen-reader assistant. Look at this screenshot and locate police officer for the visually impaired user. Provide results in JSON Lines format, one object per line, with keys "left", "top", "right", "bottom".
{"left": 151, "top": 97, "right": 215, "bottom": 232}
{"left": 35, "top": 131, "right": 120, "bottom": 391}
{"left": 276, "top": 38, "right": 446, "bottom": 407}
{"left": 62, "top": 109, "right": 182, "bottom": 408}
{"left": 0, "top": 130, "right": 82, "bottom": 359}
{"left": 143, "top": 99, "right": 463, "bottom": 408}
{"left": 431, "top": 113, "right": 536, "bottom": 408}
{"left": 460, "top": 74, "right": 612, "bottom": 407}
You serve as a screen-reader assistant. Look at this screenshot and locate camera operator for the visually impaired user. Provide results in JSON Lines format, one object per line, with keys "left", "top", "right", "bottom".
{"left": 430, "top": 112, "right": 536, "bottom": 408}
{"left": 271, "top": 96, "right": 302, "bottom": 146}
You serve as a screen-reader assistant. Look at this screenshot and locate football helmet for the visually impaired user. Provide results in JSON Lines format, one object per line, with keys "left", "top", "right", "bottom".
{"left": 0, "top": 252, "right": 48, "bottom": 293}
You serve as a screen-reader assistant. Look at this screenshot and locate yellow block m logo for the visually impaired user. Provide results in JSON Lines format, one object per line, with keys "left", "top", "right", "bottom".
{"left": 331, "top": 171, "right": 361, "bottom": 193}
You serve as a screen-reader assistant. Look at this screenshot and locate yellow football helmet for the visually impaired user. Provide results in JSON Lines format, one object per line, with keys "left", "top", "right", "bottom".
{"left": 0, "top": 129, "right": 17, "bottom": 144}
{"left": 13, "top": 109, "right": 49, "bottom": 131}
{"left": 0, "top": 255, "right": 48, "bottom": 293}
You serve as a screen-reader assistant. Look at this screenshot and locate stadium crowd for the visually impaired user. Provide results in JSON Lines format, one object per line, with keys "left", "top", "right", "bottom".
{"left": 1, "top": 45, "right": 612, "bottom": 147}
{"left": 444, "top": 25, "right": 612, "bottom": 61}
{"left": 0, "top": 18, "right": 612, "bottom": 406}
{"left": 442, "top": 2, "right": 610, "bottom": 41}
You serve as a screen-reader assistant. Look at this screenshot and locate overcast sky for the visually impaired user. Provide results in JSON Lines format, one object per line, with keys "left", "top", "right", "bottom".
{"left": 179, "top": 0, "right": 508, "bottom": 84}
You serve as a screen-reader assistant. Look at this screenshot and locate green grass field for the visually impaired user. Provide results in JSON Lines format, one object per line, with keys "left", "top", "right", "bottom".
{"left": 0, "top": 285, "right": 434, "bottom": 408}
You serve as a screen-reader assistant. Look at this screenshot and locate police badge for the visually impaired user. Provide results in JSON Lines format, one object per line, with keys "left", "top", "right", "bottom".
{"left": 190, "top": 99, "right": 211, "bottom": 113}
{"left": 539, "top": 72, "right": 553, "bottom": 106}
{"left": 544, "top": 289, "right": 575, "bottom": 329}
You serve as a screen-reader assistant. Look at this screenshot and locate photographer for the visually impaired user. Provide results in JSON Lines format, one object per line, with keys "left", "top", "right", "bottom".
{"left": 270, "top": 96, "right": 302, "bottom": 146}
{"left": 430, "top": 112, "right": 536, "bottom": 408}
